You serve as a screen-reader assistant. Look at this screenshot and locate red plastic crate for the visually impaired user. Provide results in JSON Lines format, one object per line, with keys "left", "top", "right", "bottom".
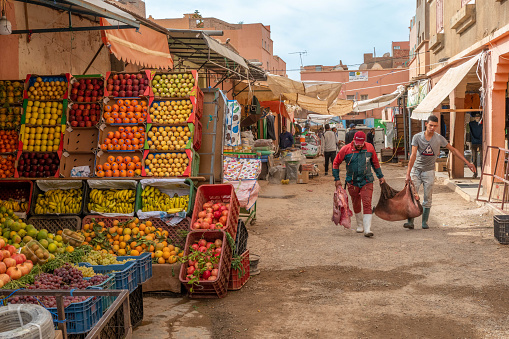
{"left": 179, "top": 230, "right": 232, "bottom": 298}
{"left": 82, "top": 215, "right": 132, "bottom": 228}
{"left": 228, "top": 249, "right": 250, "bottom": 291}
{"left": 191, "top": 184, "right": 240, "bottom": 238}
{"left": 145, "top": 217, "right": 190, "bottom": 249}
{"left": 193, "top": 120, "right": 202, "bottom": 152}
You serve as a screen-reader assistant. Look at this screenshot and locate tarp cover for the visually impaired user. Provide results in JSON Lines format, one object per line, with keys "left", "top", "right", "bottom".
{"left": 267, "top": 75, "right": 353, "bottom": 116}
{"left": 412, "top": 54, "right": 480, "bottom": 120}
{"left": 353, "top": 85, "right": 405, "bottom": 113}
{"left": 260, "top": 101, "right": 289, "bottom": 119}
{"left": 100, "top": 18, "right": 173, "bottom": 69}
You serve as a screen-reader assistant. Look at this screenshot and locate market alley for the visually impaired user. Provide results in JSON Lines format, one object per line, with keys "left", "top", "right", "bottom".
{"left": 134, "top": 162, "right": 507, "bottom": 339}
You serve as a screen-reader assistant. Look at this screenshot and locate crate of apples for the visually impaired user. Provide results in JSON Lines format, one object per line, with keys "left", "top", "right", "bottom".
{"left": 0, "top": 238, "right": 34, "bottom": 287}
{"left": 191, "top": 201, "right": 230, "bottom": 231}
{"left": 105, "top": 72, "right": 150, "bottom": 98}
{"left": 70, "top": 77, "right": 104, "bottom": 102}
{"left": 99, "top": 126, "right": 145, "bottom": 151}
{"left": 69, "top": 103, "right": 101, "bottom": 128}
{"left": 103, "top": 99, "right": 148, "bottom": 125}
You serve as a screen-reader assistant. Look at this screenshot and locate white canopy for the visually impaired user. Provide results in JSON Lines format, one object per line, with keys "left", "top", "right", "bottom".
{"left": 306, "top": 114, "right": 336, "bottom": 124}
{"left": 411, "top": 54, "right": 481, "bottom": 120}
{"left": 353, "top": 85, "right": 405, "bottom": 113}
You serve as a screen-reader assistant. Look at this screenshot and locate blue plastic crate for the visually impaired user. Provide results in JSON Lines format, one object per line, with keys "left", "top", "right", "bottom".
{"left": 47, "top": 294, "right": 102, "bottom": 334}
{"left": 78, "top": 261, "right": 138, "bottom": 293}
{"left": 85, "top": 274, "right": 115, "bottom": 313}
{"left": 116, "top": 252, "right": 153, "bottom": 284}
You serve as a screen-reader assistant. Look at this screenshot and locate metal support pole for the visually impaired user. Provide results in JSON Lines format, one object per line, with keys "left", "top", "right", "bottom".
{"left": 83, "top": 44, "right": 104, "bottom": 75}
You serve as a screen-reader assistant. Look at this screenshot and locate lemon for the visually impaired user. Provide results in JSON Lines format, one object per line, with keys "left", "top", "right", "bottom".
{"left": 48, "top": 243, "right": 57, "bottom": 253}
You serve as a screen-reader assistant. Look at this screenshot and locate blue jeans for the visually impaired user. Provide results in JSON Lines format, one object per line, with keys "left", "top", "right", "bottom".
{"left": 411, "top": 169, "right": 435, "bottom": 208}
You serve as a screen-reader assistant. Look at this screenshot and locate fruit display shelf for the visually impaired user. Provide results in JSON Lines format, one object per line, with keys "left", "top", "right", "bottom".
{"left": 23, "top": 74, "right": 70, "bottom": 101}
{"left": 83, "top": 180, "right": 139, "bottom": 216}
{"left": 94, "top": 152, "right": 143, "bottom": 178}
{"left": 98, "top": 125, "right": 145, "bottom": 152}
{"left": 0, "top": 80, "right": 24, "bottom": 105}
{"left": 29, "top": 180, "right": 88, "bottom": 216}
{"left": 70, "top": 75, "right": 104, "bottom": 104}
{"left": 142, "top": 149, "right": 199, "bottom": 178}
{"left": 148, "top": 70, "right": 198, "bottom": 101}
{"left": 102, "top": 97, "right": 148, "bottom": 126}
{"left": 144, "top": 122, "right": 201, "bottom": 153}
{"left": 104, "top": 71, "right": 151, "bottom": 98}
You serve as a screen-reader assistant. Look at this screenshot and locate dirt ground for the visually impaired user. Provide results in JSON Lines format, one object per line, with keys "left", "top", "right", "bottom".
{"left": 133, "top": 160, "right": 509, "bottom": 339}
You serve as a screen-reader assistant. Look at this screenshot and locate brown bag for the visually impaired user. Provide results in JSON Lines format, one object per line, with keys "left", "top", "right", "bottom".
{"left": 374, "top": 181, "right": 423, "bottom": 221}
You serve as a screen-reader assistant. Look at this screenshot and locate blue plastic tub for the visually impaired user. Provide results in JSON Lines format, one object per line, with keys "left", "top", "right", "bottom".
{"left": 78, "top": 261, "right": 138, "bottom": 293}
{"left": 47, "top": 294, "right": 102, "bottom": 334}
{"left": 116, "top": 252, "right": 152, "bottom": 284}
{"left": 85, "top": 274, "right": 115, "bottom": 313}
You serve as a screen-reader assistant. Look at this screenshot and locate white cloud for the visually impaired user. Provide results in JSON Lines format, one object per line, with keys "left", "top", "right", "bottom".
{"left": 146, "top": 0, "right": 414, "bottom": 78}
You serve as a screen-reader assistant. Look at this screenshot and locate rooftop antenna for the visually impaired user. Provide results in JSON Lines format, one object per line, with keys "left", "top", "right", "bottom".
{"left": 289, "top": 51, "right": 307, "bottom": 67}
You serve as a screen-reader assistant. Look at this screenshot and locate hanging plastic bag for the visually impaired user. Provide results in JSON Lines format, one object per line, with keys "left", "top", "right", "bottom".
{"left": 332, "top": 185, "right": 353, "bottom": 229}
{"left": 374, "top": 181, "right": 423, "bottom": 221}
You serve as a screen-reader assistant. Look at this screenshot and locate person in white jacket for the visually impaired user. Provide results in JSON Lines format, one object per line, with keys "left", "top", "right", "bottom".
{"left": 321, "top": 124, "right": 338, "bottom": 176}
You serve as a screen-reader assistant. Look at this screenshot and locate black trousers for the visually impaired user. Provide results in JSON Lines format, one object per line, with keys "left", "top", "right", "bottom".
{"left": 324, "top": 151, "right": 336, "bottom": 174}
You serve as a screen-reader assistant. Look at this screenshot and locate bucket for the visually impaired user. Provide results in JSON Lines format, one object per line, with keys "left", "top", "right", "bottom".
{"left": 249, "top": 254, "right": 260, "bottom": 276}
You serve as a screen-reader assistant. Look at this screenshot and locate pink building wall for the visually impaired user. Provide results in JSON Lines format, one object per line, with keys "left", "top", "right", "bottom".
{"left": 301, "top": 68, "right": 409, "bottom": 119}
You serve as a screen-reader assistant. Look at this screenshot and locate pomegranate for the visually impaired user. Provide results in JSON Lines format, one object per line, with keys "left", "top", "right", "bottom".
{"left": 205, "top": 262, "right": 213, "bottom": 271}
{"left": 23, "top": 261, "right": 33, "bottom": 272}
{"left": 5, "top": 245, "right": 15, "bottom": 255}
{"left": 187, "top": 266, "right": 195, "bottom": 275}
{"left": 211, "top": 268, "right": 219, "bottom": 276}
{"left": 17, "top": 263, "right": 30, "bottom": 276}
{"left": 215, "top": 247, "right": 222, "bottom": 254}
{"left": 198, "top": 239, "right": 207, "bottom": 247}
{"left": 221, "top": 210, "right": 229, "bottom": 217}
{"left": 206, "top": 242, "right": 213, "bottom": 249}
{"left": 220, "top": 206, "right": 228, "bottom": 212}
{"left": 203, "top": 217, "right": 212, "bottom": 225}
{"left": 212, "top": 203, "right": 221, "bottom": 211}
{"left": 6, "top": 266, "right": 22, "bottom": 280}
{"left": 198, "top": 211, "right": 207, "bottom": 218}
{"left": 213, "top": 210, "right": 222, "bottom": 219}
{"left": 11, "top": 254, "right": 25, "bottom": 265}
{"left": 208, "top": 276, "right": 216, "bottom": 281}
{"left": 201, "top": 270, "right": 211, "bottom": 280}
{"left": 191, "top": 244, "right": 199, "bottom": 251}
{"left": 0, "top": 274, "right": 10, "bottom": 285}
{"left": 0, "top": 238, "right": 5, "bottom": 248}
{"left": 0, "top": 262, "right": 6, "bottom": 274}
{"left": 198, "top": 246, "right": 207, "bottom": 253}
{"left": 214, "top": 239, "right": 223, "bottom": 247}
{"left": 215, "top": 223, "right": 224, "bottom": 229}
{"left": 193, "top": 222, "right": 201, "bottom": 229}
{"left": 206, "top": 208, "right": 213, "bottom": 214}
{"left": 3, "top": 258, "right": 16, "bottom": 268}
{"left": 188, "top": 260, "right": 196, "bottom": 267}
{"left": 1, "top": 250, "right": 10, "bottom": 258}
{"left": 202, "top": 222, "right": 210, "bottom": 229}
{"left": 219, "top": 216, "right": 228, "bottom": 225}
{"left": 203, "top": 202, "right": 212, "bottom": 210}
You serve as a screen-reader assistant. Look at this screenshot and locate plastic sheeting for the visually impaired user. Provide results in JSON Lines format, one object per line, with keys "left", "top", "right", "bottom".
{"left": 353, "top": 85, "right": 405, "bottom": 113}
{"left": 224, "top": 180, "right": 259, "bottom": 210}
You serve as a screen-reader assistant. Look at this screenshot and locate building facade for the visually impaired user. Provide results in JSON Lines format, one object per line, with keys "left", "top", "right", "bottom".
{"left": 301, "top": 43, "right": 409, "bottom": 120}
{"left": 150, "top": 14, "right": 286, "bottom": 76}
{"left": 408, "top": 0, "right": 509, "bottom": 190}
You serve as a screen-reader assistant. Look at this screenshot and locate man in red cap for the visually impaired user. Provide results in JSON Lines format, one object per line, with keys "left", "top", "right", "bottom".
{"left": 332, "top": 131, "right": 385, "bottom": 237}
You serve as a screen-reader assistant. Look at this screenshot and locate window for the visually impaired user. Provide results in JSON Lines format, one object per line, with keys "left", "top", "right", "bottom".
{"left": 347, "top": 95, "right": 355, "bottom": 100}
{"left": 315, "top": 66, "right": 322, "bottom": 72}
{"left": 394, "top": 46, "right": 401, "bottom": 50}
{"left": 360, "top": 95, "right": 368, "bottom": 100}
{"left": 436, "top": 0, "right": 444, "bottom": 33}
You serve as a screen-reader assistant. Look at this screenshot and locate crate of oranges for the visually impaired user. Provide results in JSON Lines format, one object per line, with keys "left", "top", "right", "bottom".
{"left": 0, "top": 130, "right": 18, "bottom": 153}
{"left": 0, "top": 155, "right": 16, "bottom": 178}
{"left": 99, "top": 125, "right": 145, "bottom": 152}
{"left": 103, "top": 98, "right": 148, "bottom": 125}
{"left": 95, "top": 154, "right": 143, "bottom": 177}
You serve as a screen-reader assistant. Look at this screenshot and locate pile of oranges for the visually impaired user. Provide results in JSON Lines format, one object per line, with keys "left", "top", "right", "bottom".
{"left": 0, "top": 155, "right": 15, "bottom": 178}
{"left": 103, "top": 99, "right": 148, "bottom": 124}
{"left": 96, "top": 155, "right": 143, "bottom": 177}
{"left": 99, "top": 126, "right": 145, "bottom": 151}
{"left": 80, "top": 218, "right": 184, "bottom": 263}
{"left": 0, "top": 130, "right": 18, "bottom": 153}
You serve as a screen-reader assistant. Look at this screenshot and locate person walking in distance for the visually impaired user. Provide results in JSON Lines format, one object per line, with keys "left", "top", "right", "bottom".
{"left": 405, "top": 115, "right": 476, "bottom": 229}
{"left": 332, "top": 131, "right": 385, "bottom": 237}
{"left": 321, "top": 124, "right": 338, "bottom": 176}
{"left": 469, "top": 114, "right": 483, "bottom": 178}
{"left": 345, "top": 124, "right": 357, "bottom": 144}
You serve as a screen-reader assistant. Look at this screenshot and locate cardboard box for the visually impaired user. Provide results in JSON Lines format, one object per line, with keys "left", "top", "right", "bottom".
{"left": 55, "top": 330, "right": 63, "bottom": 339}
{"left": 435, "top": 162, "right": 447, "bottom": 172}
{"left": 297, "top": 171, "right": 309, "bottom": 184}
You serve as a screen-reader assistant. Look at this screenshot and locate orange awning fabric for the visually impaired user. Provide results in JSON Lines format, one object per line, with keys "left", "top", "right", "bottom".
{"left": 260, "top": 101, "right": 290, "bottom": 119}
{"left": 100, "top": 18, "right": 173, "bottom": 69}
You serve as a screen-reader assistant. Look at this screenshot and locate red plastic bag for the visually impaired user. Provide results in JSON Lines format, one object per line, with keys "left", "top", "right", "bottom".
{"left": 374, "top": 181, "right": 423, "bottom": 221}
{"left": 332, "top": 185, "right": 353, "bottom": 228}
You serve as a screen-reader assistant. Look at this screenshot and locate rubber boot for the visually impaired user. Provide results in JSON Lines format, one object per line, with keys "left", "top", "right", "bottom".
{"left": 403, "top": 218, "right": 414, "bottom": 229}
{"left": 422, "top": 208, "right": 431, "bottom": 229}
{"left": 355, "top": 213, "right": 363, "bottom": 233}
{"left": 363, "top": 214, "right": 373, "bottom": 237}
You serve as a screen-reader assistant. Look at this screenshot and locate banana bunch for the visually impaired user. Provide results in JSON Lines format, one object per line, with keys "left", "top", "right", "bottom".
{"left": 88, "top": 189, "right": 135, "bottom": 214}
{"left": 0, "top": 199, "right": 28, "bottom": 212}
{"left": 34, "top": 189, "right": 82, "bottom": 214}
{"left": 141, "top": 186, "right": 189, "bottom": 213}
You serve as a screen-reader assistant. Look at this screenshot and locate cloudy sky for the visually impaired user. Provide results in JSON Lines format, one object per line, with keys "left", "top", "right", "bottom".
{"left": 146, "top": 0, "right": 415, "bottom": 79}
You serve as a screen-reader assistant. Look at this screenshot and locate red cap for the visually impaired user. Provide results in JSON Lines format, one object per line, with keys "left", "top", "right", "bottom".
{"left": 353, "top": 131, "right": 366, "bottom": 145}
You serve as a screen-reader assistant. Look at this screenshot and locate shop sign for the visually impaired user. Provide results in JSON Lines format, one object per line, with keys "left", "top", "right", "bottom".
{"left": 349, "top": 71, "right": 368, "bottom": 82}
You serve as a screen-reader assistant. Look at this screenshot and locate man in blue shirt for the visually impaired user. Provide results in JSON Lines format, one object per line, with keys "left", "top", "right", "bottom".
{"left": 469, "top": 115, "right": 483, "bottom": 178}
{"left": 279, "top": 126, "right": 294, "bottom": 150}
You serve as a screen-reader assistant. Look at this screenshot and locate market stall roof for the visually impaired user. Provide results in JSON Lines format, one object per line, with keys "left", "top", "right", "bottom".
{"left": 12, "top": 0, "right": 140, "bottom": 34}
{"left": 412, "top": 54, "right": 481, "bottom": 120}
{"left": 353, "top": 85, "right": 405, "bottom": 113}
{"left": 167, "top": 30, "right": 266, "bottom": 82}
{"left": 100, "top": 18, "right": 173, "bottom": 69}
